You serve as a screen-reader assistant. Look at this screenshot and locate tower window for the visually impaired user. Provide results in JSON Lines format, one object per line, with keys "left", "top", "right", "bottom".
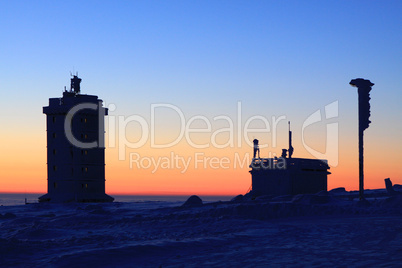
{"left": 54, "top": 182, "right": 57, "bottom": 188}
{"left": 53, "top": 165, "right": 57, "bottom": 171}
{"left": 52, "top": 116, "right": 56, "bottom": 123}
{"left": 82, "top": 183, "right": 88, "bottom": 189}
{"left": 53, "top": 149, "right": 56, "bottom": 155}
{"left": 82, "top": 167, "right": 88, "bottom": 172}
{"left": 52, "top": 133, "right": 56, "bottom": 138}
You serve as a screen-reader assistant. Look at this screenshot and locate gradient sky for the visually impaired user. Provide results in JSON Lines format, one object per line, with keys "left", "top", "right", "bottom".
{"left": 1, "top": 0, "right": 401, "bottom": 195}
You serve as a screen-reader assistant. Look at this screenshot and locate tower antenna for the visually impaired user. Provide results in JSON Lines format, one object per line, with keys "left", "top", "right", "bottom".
{"left": 288, "top": 121, "right": 294, "bottom": 158}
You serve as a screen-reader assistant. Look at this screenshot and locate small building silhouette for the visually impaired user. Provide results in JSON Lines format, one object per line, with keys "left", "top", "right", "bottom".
{"left": 250, "top": 158, "right": 330, "bottom": 196}
{"left": 39, "top": 76, "right": 113, "bottom": 202}
{"left": 249, "top": 123, "right": 330, "bottom": 196}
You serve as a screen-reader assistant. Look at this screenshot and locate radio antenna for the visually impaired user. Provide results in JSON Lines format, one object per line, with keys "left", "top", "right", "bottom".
{"left": 288, "top": 121, "right": 294, "bottom": 158}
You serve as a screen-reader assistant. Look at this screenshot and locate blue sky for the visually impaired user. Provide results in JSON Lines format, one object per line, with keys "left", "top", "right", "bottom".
{"left": 1, "top": 0, "right": 401, "bottom": 192}
{"left": 2, "top": 1, "right": 401, "bottom": 110}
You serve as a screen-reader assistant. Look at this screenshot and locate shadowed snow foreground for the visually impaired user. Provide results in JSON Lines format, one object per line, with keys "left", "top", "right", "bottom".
{"left": 1, "top": 195, "right": 402, "bottom": 267}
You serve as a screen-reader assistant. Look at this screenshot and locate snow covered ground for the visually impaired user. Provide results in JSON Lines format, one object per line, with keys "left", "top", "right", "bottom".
{"left": 1, "top": 193, "right": 402, "bottom": 267}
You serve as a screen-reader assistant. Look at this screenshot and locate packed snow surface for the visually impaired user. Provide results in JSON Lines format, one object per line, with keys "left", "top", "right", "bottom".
{"left": 1, "top": 193, "right": 402, "bottom": 267}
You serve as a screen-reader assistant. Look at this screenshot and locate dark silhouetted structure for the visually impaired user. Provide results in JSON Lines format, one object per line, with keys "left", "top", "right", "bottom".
{"left": 250, "top": 158, "right": 330, "bottom": 196}
{"left": 288, "top": 121, "right": 294, "bottom": 158}
{"left": 385, "top": 178, "right": 402, "bottom": 196}
{"left": 39, "top": 76, "right": 113, "bottom": 203}
{"left": 249, "top": 125, "right": 330, "bottom": 196}
{"left": 253, "top": 139, "right": 260, "bottom": 158}
{"left": 350, "top": 78, "right": 374, "bottom": 200}
{"left": 70, "top": 74, "right": 82, "bottom": 94}
{"left": 281, "top": 149, "right": 287, "bottom": 158}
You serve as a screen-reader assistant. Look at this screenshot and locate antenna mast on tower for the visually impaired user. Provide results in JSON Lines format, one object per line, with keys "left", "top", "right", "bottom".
{"left": 288, "top": 121, "right": 294, "bottom": 158}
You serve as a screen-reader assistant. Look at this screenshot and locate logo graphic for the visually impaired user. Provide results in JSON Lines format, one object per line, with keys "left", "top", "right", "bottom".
{"left": 301, "top": 101, "right": 339, "bottom": 167}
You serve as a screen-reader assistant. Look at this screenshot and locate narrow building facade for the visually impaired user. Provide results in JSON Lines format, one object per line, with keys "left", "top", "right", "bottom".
{"left": 39, "top": 76, "right": 113, "bottom": 202}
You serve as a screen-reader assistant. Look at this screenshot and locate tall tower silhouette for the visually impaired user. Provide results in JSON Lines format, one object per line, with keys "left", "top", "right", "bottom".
{"left": 350, "top": 78, "right": 374, "bottom": 201}
{"left": 39, "top": 76, "right": 114, "bottom": 202}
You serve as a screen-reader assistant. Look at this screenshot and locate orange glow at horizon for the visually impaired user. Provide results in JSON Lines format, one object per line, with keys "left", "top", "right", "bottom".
{"left": 1, "top": 120, "right": 401, "bottom": 196}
